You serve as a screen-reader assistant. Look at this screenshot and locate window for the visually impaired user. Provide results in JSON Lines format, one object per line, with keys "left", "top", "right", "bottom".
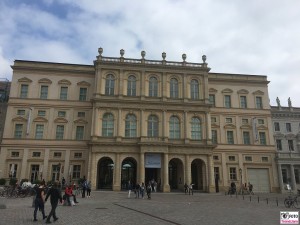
{"left": 229, "top": 167, "right": 237, "bottom": 180}
{"left": 259, "top": 132, "right": 266, "bottom": 145}
{"left": 51, "top": 165, "right": 60, "bottom": 181}
{"left": 212, "top": 130, "right": 217, "bottom": 144}
{"left": 105, "top": 74, "right": 115, "bottom": 96}
{"left": 74, "top": 153, "right": 82, "bottom": 158}
{"left": 242, "top": 119, "right": 248, "bottom": 125}
{"left": 245, "top": 156, "right": 252, "bottom": 161}
{"left": 125, "top": 114, "right": 137, "bottom": 137}
{"left": 282, "top": 169, "right": 287, "bottom": 183}
{"left": 274, "top": 122, "right": 280, "bottom": 131}
{"left": 262, "top": 157, "right": 268, "bottom": 162}
{"left": 72, "top": 165, "right": 81, "bottom": 179}
{"left": 35, "top": 124, "right": 44, "bottom": 139}
{"left": 214, "top": 167, "right": 220, "bottom": 180}
{"left": 169, "top": 116, "right": 180, "bottom": 139}
{"left": 38, "top": 110, "right": 46, "bottom": 117}
{"left": 211, "top": 117, "right": 217, "bottom": 123}
{"left": 226, "top": 118, "right": 232, "bottom": 123}
{"left": 20, "top": 84, "right": 28, "bottom": 98}
{"left": 256, "top": 96, "right": 263, "bottom": 109}
{"left": 32, "top": 152, "right": 41, "bottom": 157}
{"left": 191, "top": 117, "right": 201, "bottom": 140}
{"left": 295, "top": 169, "right": 300, "bottom": 184}
{"left": 55, "top": 125, "right": 64, "bottom": 140}
{"left": 229, "top": 156, "right": 235, "bottom": 161}
{"left": 190, "top": 79, "right": 199, "bottom": 99}
{"left": 240, "top": 96, "right": 247, "bottom": 108}
{"left": 148, "top": 115, "right": 158, "bottom": 137}
{"left": 170, "top": 78, "right": 179, "bottom": 99}
{"left": 276, "top": 140, "right": 282, "bottom": 150}
{"left": 58, "top": 111, "right": 66, "bottom": 117}
{"left": 258, "top": 119, "right": 264, "bottom": 125}
{"left": 209, "top": 94, "right": 215, "bottom": 107}
{"left": 127, "top": 75, "right": 136, "bottom": 96}
{"left": 14, "top": 124, "right": 23, "bottom": 138}
{"left": 243, "top": 131, "right": 250, "bottom": 144}
{"left": 30, "top": 164, "right": 39, "bottom": 182}
{"left": 78, "top": 112, "right": 85, "bottom": 117}
{"left": 75, "top": 126, "right": 84, "bottom": 140}
{"left": 79, "top": 87, "right": 87, "bottom": 101}
{"left": 227, "top": 131, "right": 234, "bottom": 144}
{"left": 17, "top": 109, "right": 25, "bottom": 116}
{"left": 224, "top": 95, "right": 231, "bottom": 108}
{"left": 149, "top": 76, "right": 158, "bottom": 97}
{"left": 9, "top": 164, "right": 17, "bottom": 178}
{"left": 286, "top": 123, "right": 292, "bottom": 132}
{"left": 11, "top": 151, "right": 19, "bottom": 157}
{"left": 213, "top": 155, "right": 219, "bottom": 160}
{"left": 40, "top": 85, "right": 48, "bottom": 99}
{"left": 54, "top": 152, "right": 62, "bottom": 157}
{"left": 288, "top": 140, "right": 294, "bottom": 151}
{"left": 102, "top": 113, "right": 114, "bottom": 137}
{"left": 60, "top": 87, "right": 68, "bottom": 100}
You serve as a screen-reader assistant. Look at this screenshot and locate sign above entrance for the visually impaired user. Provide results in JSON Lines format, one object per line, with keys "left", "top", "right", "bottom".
{"left": 145, "top": 154, "right": 161, "bottom": 168}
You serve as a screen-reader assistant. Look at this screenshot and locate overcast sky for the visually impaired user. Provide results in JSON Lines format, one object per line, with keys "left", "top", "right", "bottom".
{"left": 1, "top": 0, "right": 299, "bottom": 107}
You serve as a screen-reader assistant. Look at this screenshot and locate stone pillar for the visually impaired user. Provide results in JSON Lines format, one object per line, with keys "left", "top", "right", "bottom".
{"left": 94, "top": 108, "right": 99, "bottom": 136}
{"left": 43, "top": 149, "right": 50, "bottom": 180}
{"left": 221, "top": 153, "right": 228, "bottom": 191}
{"left": 119, "top": 69, "right": 123, "bottom": 96}
{"left": 162, "top": 110, "right": 167, "bottom": 139}
{"left": 163, "top": 153, "right": 170, "bottom": 192}
{"left": 139, "top": 153, "right": 145, "bottom": 183}
{"left": 291, "top": 164, "right": 296, "bottom": 191}
{"left": 183, "top": 74, "right": 187, "bottom": 99}
{"left": 140, "top": 70, "right": 145, "bottom": 98}
{"left": 117, "top": 108, "right": 122, "bottom": 140}
{"left": 185, "top": 155, "right": 191, "bottom": 185}
{"left": 184, "top": 111, "right": 188, "bottom": 139}
{"left": 205, "top": 112, "right": 212, "bottom": 141}
{"left": 95, "top": 67, "right": 102, "bottom": 94}
{"left": 207, "top": 155, "right": 215, "bottom": 193}
{"left": 277, "top": 164, "right": 284, "bottom": 192}
{"left": 113, "top": 153, "right": 121, "bottom": 191}
{"left": 20, "top": 149, "right": 28, "bottom": 179}
{"left": 140, "top": 110, "right": 145, "bottom": 137}
{"left": 64, "top": 150, "right": 70, "bottom": 181}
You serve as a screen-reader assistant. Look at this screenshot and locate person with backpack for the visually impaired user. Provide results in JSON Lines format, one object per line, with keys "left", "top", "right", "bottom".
{"left": 146, "top": 182, "right": 152, "bottom": 200}
{"left": 33, "top": 181, "right": 47, "bottom": 222}
{"left": 45, "top": 182, "right": 62, "bottom": 224}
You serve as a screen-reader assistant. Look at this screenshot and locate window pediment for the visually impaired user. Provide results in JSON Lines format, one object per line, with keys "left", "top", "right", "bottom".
{"left": 209, "top": 88, "right": 218, "bottom": 93}
{"left": 77, "top": 81, "right": 91, "bottom": 87}
{"left": 237, "top": 89, "right": 249, "bottom": 94}
{"left": 12, "top": 116, "right": 27, "bottom": 122}
{"left": 58, "top": 79, "right": 71, "bottom": 85}
{"left": 221, "top": 88, "right": 233, "bottom": 93}
{"left": 253, "top": 90, "right": 264, "bottom": 95}
{"left": 240, "top": 125, "right": 252, "bottom": 129}
{"left": 224, "top": 124, "right": 236, "bottom": 129}
{"left": 74, "top": 119, "right": 88, "bottom": 124}
{"left": 286, "top": 134, "right": 296, "bottom": 139}
{"left": 33, "top": 117, "right": 48, "bottom": 122}
{"left": 54, "top": 118, "right": 68, "bottom": 123}
{"left": 274, "top": 133, "right": 285, "bottom": 138}
{"left": 18, "top": 77, "right": 32, "bottom": 83}
{"left": 38, "top": 78, "right": 52, "bottom": 84}
{"left": 211, "top": 124, "right": 220, "bottom": 128}
{"left": 257, "top": 125, "right": 267, "bottom": 130}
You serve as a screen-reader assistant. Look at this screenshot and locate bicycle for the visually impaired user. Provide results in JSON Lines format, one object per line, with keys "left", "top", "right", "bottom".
{"left": 284, "top": 190, "right": 300, "bottom": 208}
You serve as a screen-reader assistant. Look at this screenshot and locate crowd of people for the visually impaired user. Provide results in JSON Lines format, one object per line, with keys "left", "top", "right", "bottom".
{"left": 127, "top": 179, "right": 158, "bottom": 200}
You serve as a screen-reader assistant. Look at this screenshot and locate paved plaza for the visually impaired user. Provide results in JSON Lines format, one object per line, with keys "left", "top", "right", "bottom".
{"left": 0, "top": 191, "right": 293, "bottom": 225}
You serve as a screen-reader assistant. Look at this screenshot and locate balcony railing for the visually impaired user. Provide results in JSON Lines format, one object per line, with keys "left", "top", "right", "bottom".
{"left": 276, "top": 152, "right": 300, "bottom": 159}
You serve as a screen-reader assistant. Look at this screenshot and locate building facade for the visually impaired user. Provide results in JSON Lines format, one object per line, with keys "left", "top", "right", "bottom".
{"left": 0, "top": 49, "right": 279, "bottom": 192}
{"left": 271, "top": 99, "right": 300, "bottom": 193}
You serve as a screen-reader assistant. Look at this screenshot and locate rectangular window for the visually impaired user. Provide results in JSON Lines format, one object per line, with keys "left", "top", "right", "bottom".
{"left": 288, "top": 140, "right": 294, "bottom": 151}
{"left": 40, "top": 85, "right": 48, "bottom": 99}
{"left": 32, "top": 152, "right": 41, "bottom": 157}
{"left": 20, "top": 84, "right": 28, "bottom": 98}
{"left": 79, "top": 87, "right": 87, "bottom": 101}
{"left": 213, "top": 155, "right": 219, "bottom": 160}
{"left": 243, "top": 131, "right": 250, "bottom": 144}
{"left": 17, "top": 109, "right": 25, "bottom": 116}
{"left": 229, "top": 156, "right": 235, "bottom": 161}
{"left": 11, "top": 151, "right": 19, "bottom": 157}
{"left": 72, "top": 165, "right": 81, "bottom": 179}
{"left": 258, "top": 119, "right": 264, "bottom": 125}
{"left": 227, "top": 131, "right": 234, "bottom": 144}
{"left": 295, "top": 169, "right": 300, "bottom": 184}
{"left": 54, "top": 152, "right": 62, "bottom": 158}
{"left": 55, "top": 125, "right": 64, "bottom": 140}
{"left": 14, "top": 124, "right": 23, "bottom": 138}
{"left": 226, "top": 118, "right": 232, "bottom": 123}
{"left": 35, "top": 124, "right": 44, "bottom": 139}
{"left": 75, "top": 126, "right": 84, "bottom": 140}
{"left": 262, "top": 157, "right": 268, "bottom": 162}
{"left": 245, "top": 156, "right": 252, "bottom": 161}
{"left": 60, "top": 87, "right": 68, "bottom": 100}
{"left": 74, "top": 153, "right": 82, "bottom": 158}
{"left": 214, "top": 167, "right": 220, "bottom": 180}
{"left": 282, "top": 169, "right": 287, "bottom": 183}
{"left": 211, "top": 117, "right": 217, "bottom": 123}
{"left": 38, "top": 110, "right": 46, "bottom": 116}
{"left": 242, "top": 119, "right": 249, "bottom": 125}
{"left": 78, "top": 112, "right": 85, "bottom": 118}
{"left": 209, "top": 94, "right": 215, "bottom": 107}
{"left": 276, "top": 139, "right": 282, "bottom": 150}
{"left": 212, "top": 130, "right": 217, "bottom": 144}
{"left": 256, "top": 96, "right": 263, "bottom": 109}
{"left": 9, "top": 164, "right": 17, "bottom": 178}
{"left": 240, "top": 96, "right": 247, "bottom": 108}
{"left": 229, "top": 167, "right": 237, "bottom": 180}
{"left": 58, "top": 111, "right": 66, "bottom": 117}
{"left": 224, "top": 95, "right": 231, "bottom": 108}
{"left": 259, "top": 132, "right": 266, "bottom": 145}
{"left": 274, "top": 122, "right": 280, "bottom": 131}
{"left": 286, "top": 123, "right": 292, "bottom": 132}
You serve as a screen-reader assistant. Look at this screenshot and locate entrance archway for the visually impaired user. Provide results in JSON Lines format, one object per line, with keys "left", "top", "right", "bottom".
{"left": 191, "top": 159, "right": 206, "bottom": 191}
{"left": 169, "top": 158, "right": 184, "bottom": 190}
{"left": 121, "top": 158, "right": 137, "bottom": 190}
{"left": 97, "top": 157, "right": 114, "bottom": 190}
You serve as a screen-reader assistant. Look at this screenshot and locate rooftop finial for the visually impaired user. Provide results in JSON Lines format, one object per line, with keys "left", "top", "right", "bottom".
{"left": 162, "top": 52, "right": 166, "bottom": 60}
{"left": 182, "top": 54, "right": 186, "bottom": 62}
{"left": 202, "top": 55, "right": 207, "bottom": 63}
{"left": 98, "top": 47, "right": 103, "bottom": 56}
{"left": 120, "top": 49, "right": 125, "bottom": 57}
{"left": 141, "top": 50, "right": 146, "bottom": 59}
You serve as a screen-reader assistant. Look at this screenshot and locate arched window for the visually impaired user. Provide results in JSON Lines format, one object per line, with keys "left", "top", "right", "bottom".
{"left": 149, "top": 76, "right": 158, "bottom": 97}
{"left": 191, "top": 79, "right": 199, "bottom": 99}
{"left": 148, "top": 115, "right": 158, "bottom": 137}
{"left": 127, "top": 75, "right": 136, "bottom": 96}
{"left": 125, "top": 114, "right": 137, "bottom": 137}
{"left": 169, "top": 116, "right": 180, "bottom": 139}
{"left": 102, "top": 113, "right": 114, "bottom": 137}
{"left": 170, "top": 78, "right": 179, "bottom": 98}
{"left": 105, "top": 74, "right": 115, "bottom": 96}
{"left": 191, "top": 117, "right": 202, "bottom": 140}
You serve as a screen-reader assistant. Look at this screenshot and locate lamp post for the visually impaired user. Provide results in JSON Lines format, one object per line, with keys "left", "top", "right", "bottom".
{"left": 239, "top": 168, "right": 243, "bottom": 194}
{"left": 58, "top": 163, "right": 61, "bottom": 188}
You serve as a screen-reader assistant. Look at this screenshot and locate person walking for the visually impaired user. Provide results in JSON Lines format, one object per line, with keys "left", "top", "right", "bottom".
{"left": 86, "top": 181, "right": 91, "bottom": 198}
{"left": 33, "top": 181, "right": 47, "bottom": 222}
{"left": 81, "top": 176, "right": 87, "bottom": 198}
{"left": 140, "top": 182, "right": 145, "bottom": 199}
{"left": 45, "top": 182, "right": 62, "bottom": 224}
{"left": 128, "top": 181, "right": 132, "bottom": 198}
{"left": 135, "top": 182, "right": 140, "bottom": 199}
{"left": 146, "top": 182, "right": 152, "bottom": 200}
{"left": 248, "top": 182, "right": 254, "bottom": 195}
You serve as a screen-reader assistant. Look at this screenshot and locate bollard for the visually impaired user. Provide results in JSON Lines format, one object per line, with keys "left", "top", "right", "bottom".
{"left": 276, "top": 198, "right": 278, "bottom": 207}
{"left": 250, "top": 196, "right": 252, "bottom": 202}
{"left": 258, "top": 196, "right": 259, "bottom": 203}
{"left": 243, "top": 195, "right": 244, "bottom": 200}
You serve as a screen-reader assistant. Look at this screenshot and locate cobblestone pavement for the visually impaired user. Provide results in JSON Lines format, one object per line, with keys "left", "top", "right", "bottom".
{"left": 0, "top": 191, "right": 294, "bottom": 225}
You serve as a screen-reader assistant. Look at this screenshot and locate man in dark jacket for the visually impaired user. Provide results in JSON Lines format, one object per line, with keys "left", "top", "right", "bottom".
{"left": 45, "top": 182, "right": 62, "bottom": 224}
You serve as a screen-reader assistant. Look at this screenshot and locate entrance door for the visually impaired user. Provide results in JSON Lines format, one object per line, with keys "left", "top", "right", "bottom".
{"left": 121, "top": 158, "right": 137, "bottom": 190}
{"left": 97, "top": 157, "right": 114, "bottom": 189}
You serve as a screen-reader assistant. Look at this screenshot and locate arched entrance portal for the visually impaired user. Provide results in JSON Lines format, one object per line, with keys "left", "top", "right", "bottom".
{"left": 169, "top": 158, "right": 184, "bottom": 191}
{"left": 97, "top": 157, "right": 114, "bottom": 190}
{"left": 121, "top": 158, "right": 137, "bottom": 190}
{"left": 191, "top": 159, "right": 206, "bottom": 191}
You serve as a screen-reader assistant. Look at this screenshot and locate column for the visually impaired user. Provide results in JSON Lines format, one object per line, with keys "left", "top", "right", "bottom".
{"left": 221, "top": 153, "right": 228, "bottom": 191}
{"left": 184, "top": 111, "right": 188, "bottom": 139}
{"left": 118, "top": 69, "right": 123, "bottom": 96}
{"left": 140, "top": 70, "right": 145, "bottom": 98}
{"left": 205, "top": 112, "right": 212, "bottom": 141}
{"left": 95, "top": 67, "right": 102, "bottom": 94}
{"left": 139, "top": 153, "right": 145, "bottom": 183}
{"left": 43, "top": 149, "right": 50, "bottom": 180}
{"left": 185, "top": 155, "right": 191, "bottom": 185}
{"left": 162, "top": 110, "right": 167, "bottom": 139}
{"left": 64, "top": 150, "right": 71, "bottom": 181}
{"left": 94, "top": 108, "right": 99, "bottom": 136}
{"left": 20, "top": 149, "right": 29, "bottom": 179}
{"left": 113, "top": 153, "right": 121, "bottom": 191}
{"left": 163, "top": 153, "right": 170, "bottom": 192}
{"left": 291, "top": 164, "right": 296, "bottom": 191}
{"left": 117, "top": 108, "right": 122, "bottom": 139}
{"left": 277, "top": 164, "right": 284, "bottom": 192}
{"left": 140, "top": 110, "right": 145, "bottom": 137}
{"left": 183, "top": 74, "right": 187, "bottom": 99}
{"left": 207, "top": 155, "right": 215, "bottom": 193}
{"left": 162, "top": 72, "right": 167, "bottom": 99}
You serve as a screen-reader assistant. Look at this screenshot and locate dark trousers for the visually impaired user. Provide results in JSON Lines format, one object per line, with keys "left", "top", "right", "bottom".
{"left": 87, "top": 188, "right": 91, "bottom": 197}
{"left": 46, "top": 202, "right": 58, "bottom": 222}
{"left": 82, "top": 188, "right": 86, "bottom": 198}
{"left": 34, "top": 198, "right": 46, "bottom": 219}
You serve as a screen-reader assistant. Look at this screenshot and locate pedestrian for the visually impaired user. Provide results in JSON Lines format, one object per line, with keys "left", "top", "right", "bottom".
{"left": 189, "top": 183, "right": 194, "bottom": 195}
{"left": 81, "top": 176, "right": 87, "bottom": 198}
{"left": 86, "top": 181, "right": 91, "bottom": 198}
{"left": 135, "top": 182, "right": 140, "bottom": 198}
{"left": 45, "top": 182, "right": 62, "bottom": 224}
{"left": 33, "top": 180, "right": 47, "bottom": 222}
{"left": 61, "top": 177, "right": 65, "bottom": 188}
{"left": 146, "top": 182, "right": 152, "bottom": 200}
{"left": 184, "top": 183, "right": 188, "bottom": 194}
{"left": 248, "top": 182, "right": 254, "bottom": 195}
{"left": 128, "top": 181, "right": 132, "bottom": 198}
{"left": 140, "top": 182, "right": 145, "bottom": 199}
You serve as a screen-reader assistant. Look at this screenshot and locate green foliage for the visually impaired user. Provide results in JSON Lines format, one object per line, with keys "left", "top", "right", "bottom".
{"left": 9, "top": 178, "right": 18, "bottom": 186}
{"left": 0, "top": 178, "right": 6, "bottom": 185}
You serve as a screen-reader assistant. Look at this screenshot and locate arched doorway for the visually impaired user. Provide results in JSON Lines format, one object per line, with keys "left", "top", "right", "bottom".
{"left": 97, "top": 157, "right": 114, "bottom": 190}
{"left": 191, "top": 159, "right": 206, "bottom": 191}
{"left": 169, "top": 158, "right": 184, "bottom": 191}
{"left": 121, "top": 158, "right": 137, "bottom": 190}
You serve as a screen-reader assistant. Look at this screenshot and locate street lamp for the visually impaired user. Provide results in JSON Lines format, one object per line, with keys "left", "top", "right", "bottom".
{"left": 239, "top": 168, "right": 243, "bottom": 194}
